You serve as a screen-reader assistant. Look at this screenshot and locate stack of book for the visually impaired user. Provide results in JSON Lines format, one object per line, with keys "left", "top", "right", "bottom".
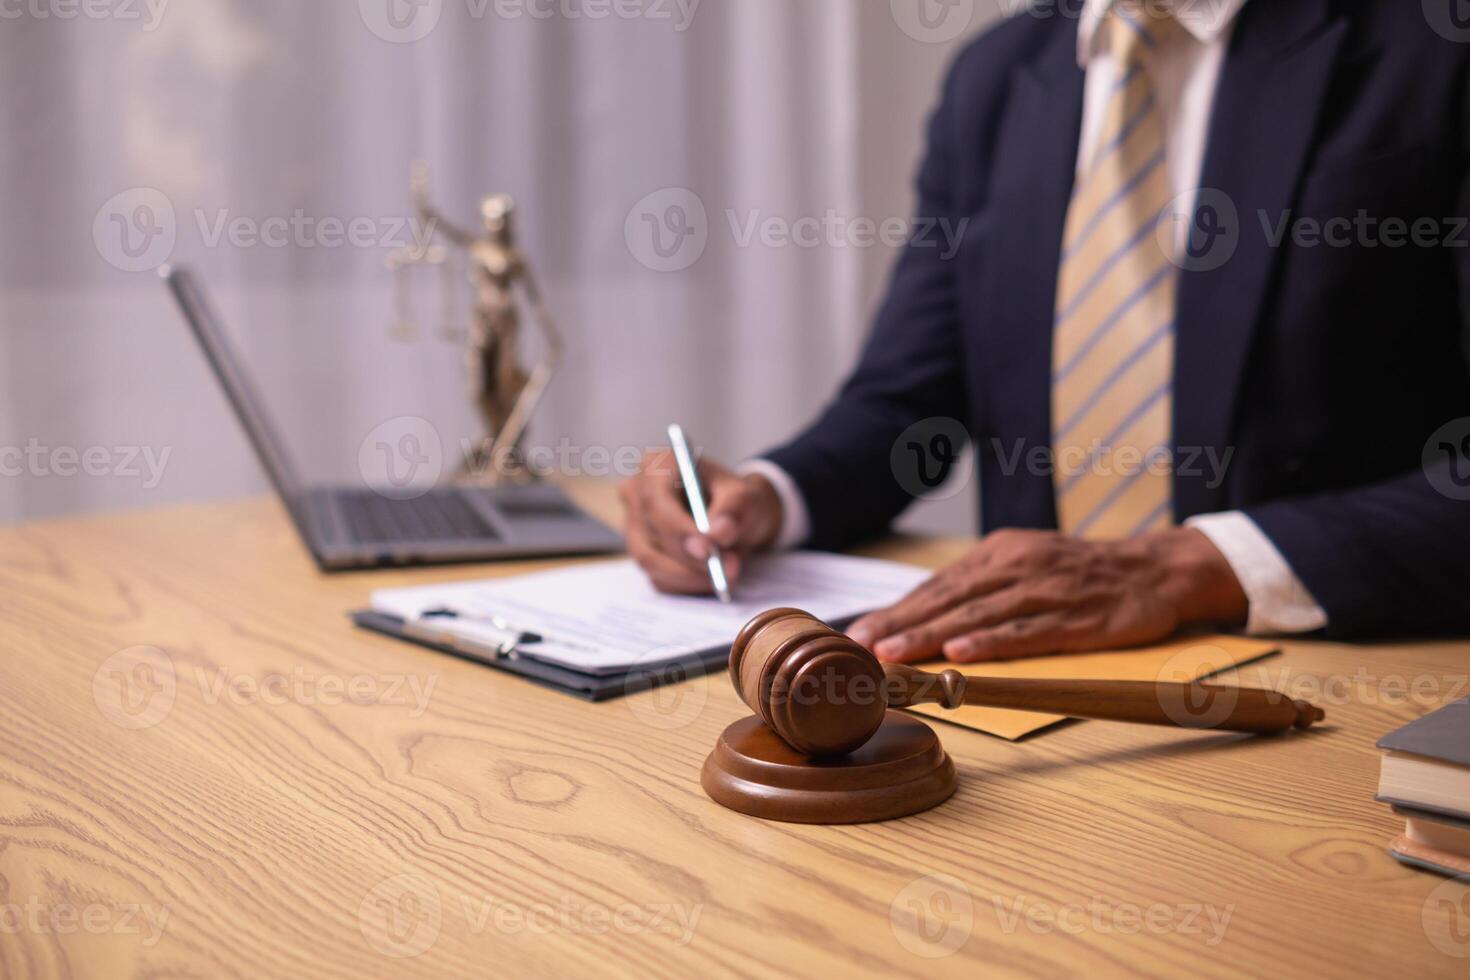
{"left": 1377, "top": 697, "right": 1470, "bottom": 876}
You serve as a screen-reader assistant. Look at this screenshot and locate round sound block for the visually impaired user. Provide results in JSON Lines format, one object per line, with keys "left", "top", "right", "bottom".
{"left": 701, "top": 712, "right": 957, "bottom": 824}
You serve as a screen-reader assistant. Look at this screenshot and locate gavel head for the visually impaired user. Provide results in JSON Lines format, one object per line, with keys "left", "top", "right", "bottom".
{"left": 728, "top": 608, "right": 889, "bottom": 757}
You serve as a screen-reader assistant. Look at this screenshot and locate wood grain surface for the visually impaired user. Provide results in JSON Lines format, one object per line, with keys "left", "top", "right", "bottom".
{"left": 2, "top": 484, "right": 1469, "bottom": 978}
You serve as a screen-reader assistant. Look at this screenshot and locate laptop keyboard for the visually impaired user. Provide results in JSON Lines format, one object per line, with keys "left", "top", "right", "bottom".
{"left": 337, "top": 491, "right": 496, "bottom": 544}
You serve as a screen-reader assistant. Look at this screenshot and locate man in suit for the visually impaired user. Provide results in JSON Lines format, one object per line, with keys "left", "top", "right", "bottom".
{"left": 620, "top": 0, "right": 1470, "bottom": 663}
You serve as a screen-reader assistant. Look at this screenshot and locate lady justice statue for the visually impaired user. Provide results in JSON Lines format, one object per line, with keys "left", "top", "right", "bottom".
{"left": 386, "top": 161, "right": 562, "bottom": 484}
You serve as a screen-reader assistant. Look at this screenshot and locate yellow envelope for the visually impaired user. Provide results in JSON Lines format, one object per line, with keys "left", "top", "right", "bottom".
{"left": 903, "top": 634, "right": 1279, "bottom": 740}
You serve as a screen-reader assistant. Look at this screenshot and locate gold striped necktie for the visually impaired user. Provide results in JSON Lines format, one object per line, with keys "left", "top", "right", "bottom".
{"left": 1051, "top": 3, "right": 1179, "bottom": 540}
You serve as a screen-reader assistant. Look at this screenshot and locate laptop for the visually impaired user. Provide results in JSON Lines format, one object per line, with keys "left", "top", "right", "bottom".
{"left": 164, "top": 265, "right": 624, "bottom": 570}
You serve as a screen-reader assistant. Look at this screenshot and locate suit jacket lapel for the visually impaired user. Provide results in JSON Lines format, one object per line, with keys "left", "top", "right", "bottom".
{"left": 1173, "top": 0, "right": 1347, "bottom": 516}
{"left": 984, "top": 22, "right": 1084, "bottom": 529}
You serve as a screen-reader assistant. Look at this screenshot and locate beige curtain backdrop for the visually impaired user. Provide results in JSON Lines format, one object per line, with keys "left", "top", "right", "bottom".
{"left": 0, "top": 0, "right": 1005, "bottom": 531}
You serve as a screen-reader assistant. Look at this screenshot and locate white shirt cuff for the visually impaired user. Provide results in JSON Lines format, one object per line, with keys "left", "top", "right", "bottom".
{"left": 735, "top": 459, "right": 810, "bottom": 551}
{"left": 1185, "top": 511, "right": 1328, "bottom": 635}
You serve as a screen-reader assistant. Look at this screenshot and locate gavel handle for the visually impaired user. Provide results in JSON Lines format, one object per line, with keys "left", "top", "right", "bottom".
{"left": 882, "top": 664, "right": 1324, "bottom": 733}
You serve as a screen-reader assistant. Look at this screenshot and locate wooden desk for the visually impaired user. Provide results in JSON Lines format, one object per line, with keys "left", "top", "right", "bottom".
{"left": 2, "top": 488, "right": 1468, "bottom": 978}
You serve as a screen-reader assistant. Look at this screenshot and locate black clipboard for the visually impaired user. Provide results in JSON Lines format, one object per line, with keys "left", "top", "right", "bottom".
{"left": 351, "top": 609, "right": 731, "bottom": 701}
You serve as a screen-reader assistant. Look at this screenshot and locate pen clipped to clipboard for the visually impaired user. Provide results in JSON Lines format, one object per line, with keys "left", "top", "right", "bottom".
{"left": 403, "top": 606, "right": 543, "bottom": 661}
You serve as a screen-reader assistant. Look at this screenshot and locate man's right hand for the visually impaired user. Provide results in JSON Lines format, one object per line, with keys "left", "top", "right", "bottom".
{"left": 619, "top": 451, "right": 785, "bottom": 595}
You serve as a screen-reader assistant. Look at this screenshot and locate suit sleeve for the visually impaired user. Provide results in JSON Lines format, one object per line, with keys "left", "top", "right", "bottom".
{"left": 762, "top": 56, "right": 971, "bottom": 550}
{"left": 1246, "top": 464, "right": 1470, "bottom": 639}
{"left": 1245, "top": 70, "right": 1470, "bottom": 640}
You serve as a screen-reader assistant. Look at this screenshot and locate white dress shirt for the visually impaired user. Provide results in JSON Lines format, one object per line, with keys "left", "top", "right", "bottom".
{"left": 743, "top": 0, "right": 1328, "bottom": 636}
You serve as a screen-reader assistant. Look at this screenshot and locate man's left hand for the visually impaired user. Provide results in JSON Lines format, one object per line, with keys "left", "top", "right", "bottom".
{"left": 847, "top": 527, "right": 1249, "bottom": 664}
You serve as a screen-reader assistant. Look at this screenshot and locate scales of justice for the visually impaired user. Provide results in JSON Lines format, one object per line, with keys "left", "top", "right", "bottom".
{"left": 385, "top": 162, "right": 561, "bottom": 485}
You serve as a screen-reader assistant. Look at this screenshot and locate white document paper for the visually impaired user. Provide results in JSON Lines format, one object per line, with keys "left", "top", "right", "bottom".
{"left": 370, "top": 551, "right": 930, "bottom": 674}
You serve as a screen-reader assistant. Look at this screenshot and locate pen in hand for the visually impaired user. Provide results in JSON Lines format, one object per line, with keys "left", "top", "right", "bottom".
{"left": 666, "top": 423, "right": 734, "bottom": 603}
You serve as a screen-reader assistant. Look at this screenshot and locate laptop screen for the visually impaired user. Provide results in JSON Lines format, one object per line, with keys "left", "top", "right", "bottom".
{"left": 164, "top": 265, "right": 307, "bottom": 508}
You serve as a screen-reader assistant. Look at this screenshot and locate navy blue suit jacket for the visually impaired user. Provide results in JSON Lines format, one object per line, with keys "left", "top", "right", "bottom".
{"left": 765, "top": 0, "right": 1470, "bottom": 639}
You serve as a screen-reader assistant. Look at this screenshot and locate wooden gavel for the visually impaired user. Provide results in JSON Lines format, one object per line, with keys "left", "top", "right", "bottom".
{"left": 730, "top": 608, "right": 1324, "bottom": 757}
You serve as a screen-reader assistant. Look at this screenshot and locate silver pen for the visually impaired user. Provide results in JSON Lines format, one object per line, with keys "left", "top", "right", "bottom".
{"left": 666, "top": 423, "right": 733, "bottom": 603}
